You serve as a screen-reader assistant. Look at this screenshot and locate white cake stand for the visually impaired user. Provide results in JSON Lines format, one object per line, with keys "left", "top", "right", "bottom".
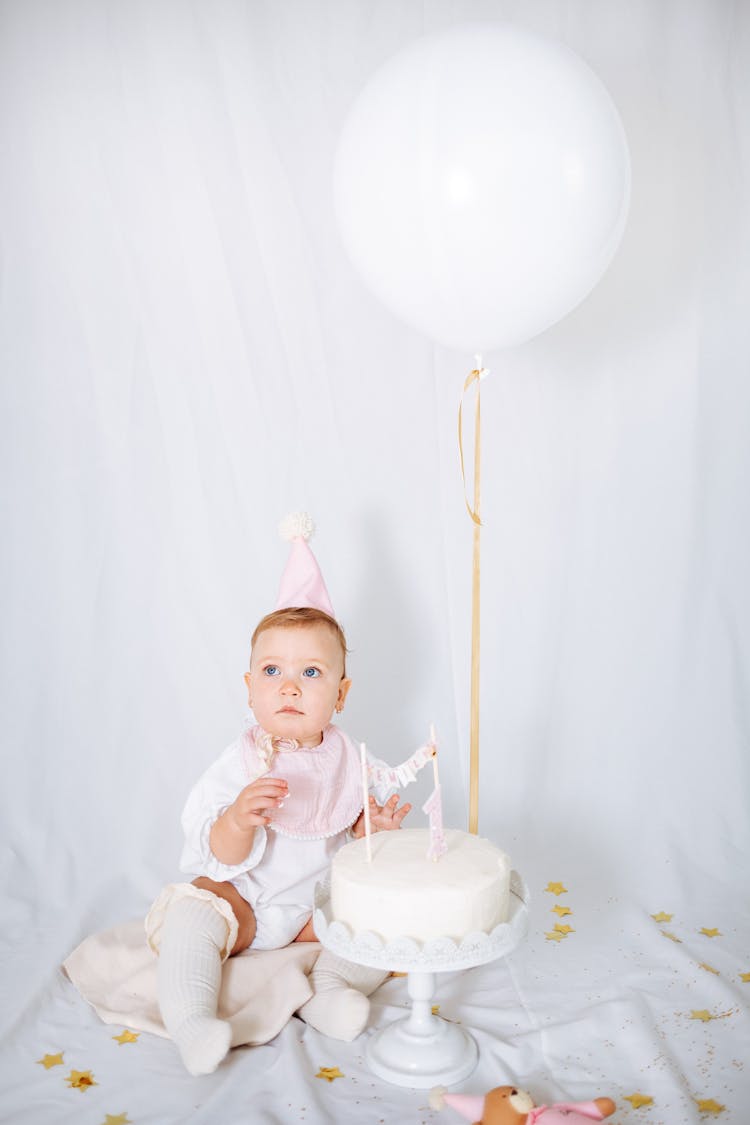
{"left": 312, "top": 870, "right": 529, "bottom": 1089}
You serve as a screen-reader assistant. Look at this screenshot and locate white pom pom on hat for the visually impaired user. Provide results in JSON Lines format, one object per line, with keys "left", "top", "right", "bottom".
{"left": 429, "top": 1088, "right": 448, "bottom": 1111}
{"left": 278, "top": 511, "right": 315, "bottom": 543}
{"left": 275, "top": 511, "right": 335, "bottom": 618}
{"left": 430, "top": 1090, "right": 486, "bottom": 1121}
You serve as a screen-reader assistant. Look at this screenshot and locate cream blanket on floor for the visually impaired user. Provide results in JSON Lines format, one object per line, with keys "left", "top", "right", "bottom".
{"left": 63, "top": 919, "right": 320, "bottom": 1046}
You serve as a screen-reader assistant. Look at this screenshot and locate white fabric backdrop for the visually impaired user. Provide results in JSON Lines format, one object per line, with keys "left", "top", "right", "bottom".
{"left": 1, "top": 1, "right": 748, "bottom": 1122}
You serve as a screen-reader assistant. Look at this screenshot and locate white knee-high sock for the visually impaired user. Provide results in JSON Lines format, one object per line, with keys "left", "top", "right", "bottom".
{"left": 297, "top": 950, "right": 389, "bottom": 1041}
{"left": 157, "top": 896, "right": 233, "bottom": 1075}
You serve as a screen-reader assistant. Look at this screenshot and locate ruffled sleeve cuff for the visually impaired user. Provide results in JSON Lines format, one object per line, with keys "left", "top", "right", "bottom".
{"left": 179, "top": 812, "right": 267, "bottom": 881}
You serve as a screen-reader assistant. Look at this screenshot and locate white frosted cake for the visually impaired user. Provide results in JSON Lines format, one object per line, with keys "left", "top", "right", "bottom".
{"left": 329, "top": 827, "right": 511, "bottom": 944}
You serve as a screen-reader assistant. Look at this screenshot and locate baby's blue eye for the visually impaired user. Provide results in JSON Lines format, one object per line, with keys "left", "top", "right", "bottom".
{"left": 302, "top": 667, "right": 320, "bottom": 678}
{"left": 263, "top": 665, "right": 280, "bottom": 676}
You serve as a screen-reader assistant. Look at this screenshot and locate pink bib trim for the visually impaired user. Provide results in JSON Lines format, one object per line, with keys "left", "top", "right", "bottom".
{"left": 242, "top": 724, "right": 364, "bottom": 840}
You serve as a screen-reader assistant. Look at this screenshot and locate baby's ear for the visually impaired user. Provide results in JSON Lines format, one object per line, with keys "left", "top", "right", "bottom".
{"left": 337, "top": 677, "right": 352, "bottom": 709}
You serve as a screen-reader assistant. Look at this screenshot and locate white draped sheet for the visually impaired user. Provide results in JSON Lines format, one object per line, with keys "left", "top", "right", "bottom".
{"left": 0, "top": 1, "right": 748, "bottom": 1122}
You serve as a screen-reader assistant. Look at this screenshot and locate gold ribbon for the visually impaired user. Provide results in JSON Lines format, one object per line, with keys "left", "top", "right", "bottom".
{"left": 458, "top": 361, "right": 487, "bottom": 835}
{"left": 458, "top": 368, "right": 483, "bottom": 526}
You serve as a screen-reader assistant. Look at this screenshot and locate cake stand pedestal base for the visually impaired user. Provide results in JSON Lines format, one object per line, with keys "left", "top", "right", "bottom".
{"left": 366, "top": 971, "right": 477, "bottom": 1089}
{"left": 313, "top": 870, "right": 530, "bottom": 1088}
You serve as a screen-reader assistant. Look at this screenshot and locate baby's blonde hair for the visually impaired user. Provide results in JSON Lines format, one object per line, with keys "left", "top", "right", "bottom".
{"left": 251, "top": 607, "right": 349, "bottom": 678}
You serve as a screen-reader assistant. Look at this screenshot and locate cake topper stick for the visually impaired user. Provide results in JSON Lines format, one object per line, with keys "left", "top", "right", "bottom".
{"left": 422, "top": 725, "right": 448, "bottom": 861}
{"left": 360, "top": 742, "right": 372, "bottom": 862}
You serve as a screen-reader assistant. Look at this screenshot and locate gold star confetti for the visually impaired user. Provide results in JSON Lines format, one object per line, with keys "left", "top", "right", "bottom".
{"left": 316, "top": 1066, "right": 344, "bottom": 1082}
{"left": 552, "top": 905, "right": 572, "bottom": 917}
{"left": 36, "top": 1052, "right": 64, "bottom": 1069}
{"left": 624, "top": 1093, "right": 654, "bottom": 1109}
{"left": 740, "top": 972, "right": 750, "bottom": 982}
{"left": 102, "top": 1116, "right": 131, "bottom": 1125}
{"left": 698, "top": 962, "right": 720, "bottom": 975}
{"left": 544, "top": 882, "right": 568, "bottom": 896}
{"left": 651, "top": 911, "right": 673, "bottom": 923}
{"left": 661, "top": 929, "right": 682, "bottom": 943}
{"left": 65, "top": 1069, "right": 97, "bottom": 1091}
{"left": 700, "top": 928, "right": 722, "bottom": 938}
{"left": 691, "top": 1009, "right": 733, "bottom": 1023}
{"left": 545, "top": 930, "right": 567, "bottom": 942}
{"left": 553, "top": 924, "right": 575, "bottom": 935}
{"left": 695, "top": 1098, "right": 725, "bottom": 1116}
{"left": 112, "top": 1029, "right": 139, "bottom": 1045}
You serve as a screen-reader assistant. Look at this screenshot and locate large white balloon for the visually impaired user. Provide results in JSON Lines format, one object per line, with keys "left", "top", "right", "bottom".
{"left": 334, "top": 23, "right": 631, "bottom": 353}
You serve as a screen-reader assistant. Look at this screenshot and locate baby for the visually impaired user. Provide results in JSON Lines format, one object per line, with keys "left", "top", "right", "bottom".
{"left": 146, "top": 516, "right": 434, "bottom": 1075}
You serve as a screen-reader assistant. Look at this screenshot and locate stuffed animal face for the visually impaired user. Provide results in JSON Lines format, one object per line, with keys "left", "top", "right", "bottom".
{"left": 432, "top": 1083, "right": 615, "bottom": 1124}
{"left": 482, "top": 1086, "right": 536, "bottom": 1123}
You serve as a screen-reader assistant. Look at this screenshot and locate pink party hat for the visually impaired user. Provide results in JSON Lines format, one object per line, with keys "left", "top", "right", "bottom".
{"left": 275, "top": 512, "right": 335, "bottom": 617}
{"left": 429, "top": 1090, "right": 486, "bottom": 1123}
{"left": 442, "top": 1094, "right": 486, "bottom": 1122}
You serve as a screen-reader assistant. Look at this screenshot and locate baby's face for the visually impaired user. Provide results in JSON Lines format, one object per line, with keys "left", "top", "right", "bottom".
{"left": 245, "top": 623, "right": 351, "bottom": 747}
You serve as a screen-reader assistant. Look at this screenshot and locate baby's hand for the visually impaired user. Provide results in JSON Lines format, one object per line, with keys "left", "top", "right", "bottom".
{"left": 368, "top": 793, "right": 411, "bottom": 832}
{"left": 227, "top": 776, "right": 288, "bottom": 831}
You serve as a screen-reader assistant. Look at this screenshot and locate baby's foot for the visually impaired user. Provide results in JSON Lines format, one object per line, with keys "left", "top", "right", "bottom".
{"left": 298, "top": 986, "right": 370, "bottom": 1041}
{"left": 172, "top": 1016, "right": 232, "bottom": 1076}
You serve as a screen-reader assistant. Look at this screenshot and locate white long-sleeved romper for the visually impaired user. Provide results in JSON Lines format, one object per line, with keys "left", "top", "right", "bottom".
{"left": 175, "top": 722, "right": 432, "bottom": 950}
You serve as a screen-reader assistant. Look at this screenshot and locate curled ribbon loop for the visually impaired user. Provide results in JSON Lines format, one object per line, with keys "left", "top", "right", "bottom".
{"left": 458, "top": 366, "right": 487, "bottom": 527}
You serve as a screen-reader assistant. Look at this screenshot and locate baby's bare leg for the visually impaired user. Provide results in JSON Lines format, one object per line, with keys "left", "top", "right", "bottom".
{"left": 293, "top": 916, "right": 317, "bottom": 943}
{"left": 191, "top": 877, "right": 257, "bottom": 952}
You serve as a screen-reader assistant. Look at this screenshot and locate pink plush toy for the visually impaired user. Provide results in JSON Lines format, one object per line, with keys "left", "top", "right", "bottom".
{"left": 430, "top": 1084, "right": 616, "bottom": 1125}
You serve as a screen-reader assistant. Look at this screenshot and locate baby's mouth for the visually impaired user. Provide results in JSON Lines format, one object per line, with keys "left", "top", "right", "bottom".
{"left": 278, "top": 706, "right": 303, "bottom": 714}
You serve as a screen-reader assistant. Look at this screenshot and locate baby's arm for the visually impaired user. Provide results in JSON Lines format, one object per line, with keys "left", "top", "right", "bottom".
{"left": 180, "top": 742, "right": 278, "bottom": 879}
{"left": 209, "top": 776, "right": 288, "bottom": 864}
